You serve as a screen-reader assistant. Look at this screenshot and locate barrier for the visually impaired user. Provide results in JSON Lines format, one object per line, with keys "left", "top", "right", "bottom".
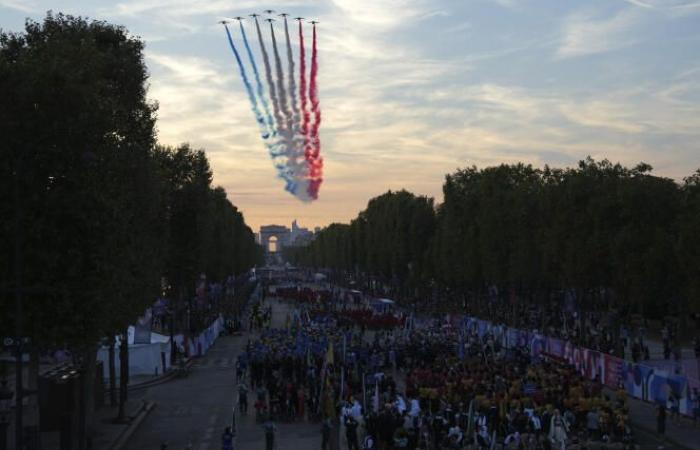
{"left": 459, "top": 314, "right": 699, "bottom": 416}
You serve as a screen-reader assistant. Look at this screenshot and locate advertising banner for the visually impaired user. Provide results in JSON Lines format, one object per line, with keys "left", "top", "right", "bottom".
{"left": 547, "top": 337, "right": 565, "bottom": 359}
{"left": 603, "top": 354, "right": 624, "bottom": 388}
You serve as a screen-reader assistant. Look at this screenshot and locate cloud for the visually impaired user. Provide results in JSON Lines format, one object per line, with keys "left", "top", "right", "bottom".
{"left": 556, "top": 9, "right": 641, "bottom": 58}
{"left": 103, "top": 0, "right": 305, "bottom": 17}
{"left": 0, "top": 0, "right": 38, "bottom": 13}
{"left": 5, "top": 0, "right": 697, "bottom": 230}
{"left": 329, "top": 0, "right": 435, "bottom": 27}
{"left": 621, "top": 0, "right": 700, "bottom": 19}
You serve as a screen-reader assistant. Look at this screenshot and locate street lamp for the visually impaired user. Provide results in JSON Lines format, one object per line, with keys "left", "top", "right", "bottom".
{"left": 0, "top": 377, "right": 14, "bottom": 450}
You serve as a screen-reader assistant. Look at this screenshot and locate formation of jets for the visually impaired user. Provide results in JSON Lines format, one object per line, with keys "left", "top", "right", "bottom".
{"left": 219, "top": 10, "right": 318, "bottom": 24}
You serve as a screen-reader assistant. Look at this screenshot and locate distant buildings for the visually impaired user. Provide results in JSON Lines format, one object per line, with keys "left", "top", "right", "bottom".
{"left": 290, "top": 219, "right": 315, "bottom": 247}
{"left": 259, "top": 219, "right": 317, "bottom": 253}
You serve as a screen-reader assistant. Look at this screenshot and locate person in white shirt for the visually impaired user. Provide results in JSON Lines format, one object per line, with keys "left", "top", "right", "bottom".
{"left": 548, "top": 409, "right": 569, "bottom": 450}
{"left": 447, "top": 425, "right": 463, "bottom": 445}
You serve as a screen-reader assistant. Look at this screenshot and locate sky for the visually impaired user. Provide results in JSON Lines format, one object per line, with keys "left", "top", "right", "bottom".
{"left": 1, "top": 0, "right": 700, "bottom": 231}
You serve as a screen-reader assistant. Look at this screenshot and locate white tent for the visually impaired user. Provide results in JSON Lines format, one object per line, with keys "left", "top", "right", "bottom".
{"left": 96, "top": 339, "right": 171, "bottom": 379}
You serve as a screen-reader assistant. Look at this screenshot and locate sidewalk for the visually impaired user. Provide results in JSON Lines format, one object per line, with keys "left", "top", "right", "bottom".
{"left": 0, "top": 357, "right": 177, "bottom": 449}
{"left": 38, "top": 398, "right": 154, "bottom": 450}
{"left": 624, "top": 393, "right": 698, "bottom": 450}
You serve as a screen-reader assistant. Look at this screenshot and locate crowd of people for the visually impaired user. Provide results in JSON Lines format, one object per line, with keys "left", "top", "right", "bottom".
{"left": 232, "top": 279, "right": 641, "bottom": 450}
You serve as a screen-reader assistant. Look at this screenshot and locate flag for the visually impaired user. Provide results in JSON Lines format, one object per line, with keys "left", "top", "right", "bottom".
{"left": 373, "top": 381, "right": 379, "bottom": 413}
{"left": 325, "top": 340, "right": 334, "bottom": 366}
{"left": 362, "top": 371, "right": 367, "bottom": 409}
{"left": 342, "top": 334, "right": 347, "bottom": 363}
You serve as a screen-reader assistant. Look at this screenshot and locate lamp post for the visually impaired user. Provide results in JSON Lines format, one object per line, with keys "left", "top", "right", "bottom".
{"left": 0, "top": 377, "right": 14, "bottom": 450}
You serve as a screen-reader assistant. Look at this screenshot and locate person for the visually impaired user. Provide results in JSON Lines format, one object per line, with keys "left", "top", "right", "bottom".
{"left": 393, "top": 427, "right": 409, "bottom": 449}
{"left": 503, "top": 430, "right": 520, "bottom": 449}
{"left": 447, "top": 424, "right": 463, "bottom": 446}
{"left": 222, "top": 427, "right": 234, "bottom": 450}
{"left": 263, "top": 416, "right": 276, "bottom": 450}
{"left": 692, "top": 388, "right": 700, "bottom": 427}
{"left": 668, "top": 391, "right": 680, "bottom": 425}
{"left": 548, "top": 409, "right": 569, "bottom": 450}
{"left": 238, "top": 380, "right": 249, "bottom": 414}
{"left": 362, "top": 433, "right": 375, "bottom": 450}
{"left": 235, "top": 356, "right": 245, "bottom": 380}
{"left": 586, "top": 407, "right": 599, "bottom": 440}
{"left": 321, "top": 417, "right": 332, "bottom": 450}
{"left": 346, "top": 415, "right": 360, "bottom": 450}
{"left": 656, "top": 404, "right": 666, "bottom": 436}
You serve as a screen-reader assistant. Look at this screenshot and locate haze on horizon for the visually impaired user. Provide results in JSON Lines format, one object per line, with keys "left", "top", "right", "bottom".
{"left": 2, "top": 0, "right": 699, "bottom": 231}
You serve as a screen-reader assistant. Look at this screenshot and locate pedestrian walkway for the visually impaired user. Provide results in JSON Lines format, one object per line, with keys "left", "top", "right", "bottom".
{"left": 624, "top": 392, "right": 698, "bottom": 450}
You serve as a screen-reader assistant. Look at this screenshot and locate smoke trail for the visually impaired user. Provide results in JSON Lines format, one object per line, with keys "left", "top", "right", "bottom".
{"left": 283, "top": 17, "right": 300, "bottom": 124}
{"left": 307, "top": 23, "right": 323, "bottom": 199}
{"left": 269, "top": 20, "right": 311, "bottom": 202}
{"left": 224, "top": 24, "right": 295, "bottom": 190}
{"left": 269, "top": 21, "right": 293, "bottom": 133}
{"left": 298, "top": 20, "right": 311, "bottom": 157}
{"left": 222, "top": 24, "right": 267, "bottom": 138}
{"left": 254, "top": 18, "right": 285, "bottom": 139}
{"left": 239, "top": 21, "right": 275, "bottom": 139}
{"left": 252, "top": 17, "right": 299, "bottom": 194}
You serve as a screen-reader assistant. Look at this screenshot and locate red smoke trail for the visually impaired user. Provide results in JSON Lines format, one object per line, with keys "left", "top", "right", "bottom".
{"left": 307, "top": 23, "right": 323, "bottom": 199}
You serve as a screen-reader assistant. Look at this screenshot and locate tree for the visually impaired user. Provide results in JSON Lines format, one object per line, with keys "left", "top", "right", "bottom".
{"left": 290, "top": 158, "right": 699, "bottom": 320}
{"left": 0, "top": 12, "right": 161, "bottom": 447}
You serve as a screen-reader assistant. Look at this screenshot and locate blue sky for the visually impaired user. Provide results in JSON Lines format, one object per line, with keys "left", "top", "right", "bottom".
{"left": 2, "top": 0, "right": 699, "bottom": 230}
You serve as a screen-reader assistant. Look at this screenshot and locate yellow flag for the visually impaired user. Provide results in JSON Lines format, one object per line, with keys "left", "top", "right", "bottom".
{"left": 325, "top": 341, "right": 334, "bottom": 366}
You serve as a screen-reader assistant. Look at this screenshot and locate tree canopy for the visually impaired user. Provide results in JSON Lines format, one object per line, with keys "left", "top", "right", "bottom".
{"left": 0, "top": 13, "right": 260, "bottom": 352}
{"left": 291, "top": 159, "right": 699, "bottom": 318}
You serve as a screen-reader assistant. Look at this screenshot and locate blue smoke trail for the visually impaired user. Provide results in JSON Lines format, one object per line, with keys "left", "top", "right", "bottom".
{"left": 223, "top": 24, "right": 268, "bottom": 139}
{"left": 239, "top": 21, "right": 275, "bottom": 139}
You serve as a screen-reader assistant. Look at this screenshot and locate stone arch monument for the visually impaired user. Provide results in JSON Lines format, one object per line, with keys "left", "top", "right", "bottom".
{"left": 259, "top": 224, "right": 291, "bottom": 253}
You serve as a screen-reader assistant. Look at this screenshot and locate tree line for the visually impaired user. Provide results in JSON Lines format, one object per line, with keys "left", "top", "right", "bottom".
{"left": 0, "top": 13, "right": 261, "bottom": 446}
{"left": 287, "top": 159, "right": 700, "bottom": 319}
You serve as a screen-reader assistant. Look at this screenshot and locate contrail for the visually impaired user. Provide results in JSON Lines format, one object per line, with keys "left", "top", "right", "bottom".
{"left": 307, "top": 22, "right": 323, "bottom": 199}
{"left": 224, "top": 23, "right": 294, "bottom": 189}
{"left": 269, "top": 21, "right": 293, "bottom": 134}
{"left": 222, "top": 24, "right": 267, "bottom": 138}
{"left": 254, "top": 17, "right": 298, "bottom": 194}
{"left": 254, "top": 17, "right": 285, "bottom": 140}
{"left": 239, "top": 21, "right": 275, "bottom": 140}
{"left": 298, "top": 20, "right": 311, "bottom": 161}
{"left": 283, "top": 17, "right": 300, "bottom": 126}
{"left": 269, "top": 20, "right": 310, "bottom": 201}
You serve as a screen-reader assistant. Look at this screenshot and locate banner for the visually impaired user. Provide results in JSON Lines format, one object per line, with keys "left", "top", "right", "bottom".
{"left": 530, "top": 334, "right": 546, "bottom": 359}
{"left": 546, "top": 337, "right": 565, "bottom": 359}
{"left": 621, "top": 361, "right": 650, "bottom": 399}
{"left": 603, "top": 354, "right": 624, "bottom": 388}
{"left": 506, "top": 328, "right": 520, "bottom": 349}
{"left": 582, "top": 349, "right": 602, "bottom": 381}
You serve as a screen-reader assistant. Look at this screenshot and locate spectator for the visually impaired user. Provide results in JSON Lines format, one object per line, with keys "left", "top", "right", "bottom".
{"left": 656, "top": 404, "right": 666, "bottom": 436}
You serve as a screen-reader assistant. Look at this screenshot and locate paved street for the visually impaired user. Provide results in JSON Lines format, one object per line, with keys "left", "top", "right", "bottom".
{"left": 127, "top": 298, "right": 320, "bottom": 450}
